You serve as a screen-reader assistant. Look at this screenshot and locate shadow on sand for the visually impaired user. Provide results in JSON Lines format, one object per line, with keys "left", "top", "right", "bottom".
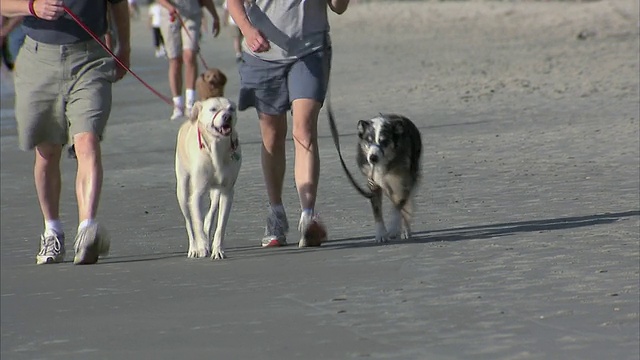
{"left": 98, "top": 210, "right": 639, "bottom": 263}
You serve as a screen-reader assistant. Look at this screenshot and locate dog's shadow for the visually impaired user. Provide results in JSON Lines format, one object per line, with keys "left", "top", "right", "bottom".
{"left": 95, "top": 210, "right": 638, "bottom": 263}
{"left": 322, "top": 210, "right": 640, "bottom": 250}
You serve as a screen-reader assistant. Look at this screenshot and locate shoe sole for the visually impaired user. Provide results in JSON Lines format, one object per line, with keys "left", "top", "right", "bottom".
{"left": 261, "top": 237, "right": 287, "bottom": 248}
{"left": 299, "top": 221, "right": 327, "bottom": 248}
{"left": 36, "top": 254, "right": 65, "bottom": 265}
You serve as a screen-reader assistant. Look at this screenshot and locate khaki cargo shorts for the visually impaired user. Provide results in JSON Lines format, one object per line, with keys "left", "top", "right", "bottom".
{"left": 14, "top": 36, "right": 116, "bottom": 151}
{"left": 160, "top": 12, "right": 202, "bottom": 59}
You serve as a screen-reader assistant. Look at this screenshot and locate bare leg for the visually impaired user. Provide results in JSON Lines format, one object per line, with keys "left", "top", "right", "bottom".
{"left": 168, "top": 57, "right": 183, "bottom": 98}
{"left": 183, "top": 49, "right": 198, "bottom": 94}
{"left": 291, "top": 99, "right": 322, "bottom": 210}
{"left": 258, "top": 113, "right": 288, "bottom": 205}
{"left": 34, "top": 143, "right": 63, "bottom": 222}
{"left": 73, "top": 132, "right": 103, "bottom": 223}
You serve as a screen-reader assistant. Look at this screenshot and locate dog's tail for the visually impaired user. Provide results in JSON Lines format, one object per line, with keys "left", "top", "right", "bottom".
{"left": 326, "top": 100, "right": 373, "bottom": 199}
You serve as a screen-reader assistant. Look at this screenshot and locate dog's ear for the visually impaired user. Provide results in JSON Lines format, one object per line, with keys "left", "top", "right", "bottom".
{"left": 189, "top": 101, "right": 203, "bottom": 123}
{"left": 357, "top": 120, "right": 370, "bottom": 139}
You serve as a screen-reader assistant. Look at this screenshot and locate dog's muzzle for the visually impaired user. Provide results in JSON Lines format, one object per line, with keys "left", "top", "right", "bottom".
{"left": 213, "top": 112, "right": 233, "bottom": 136}
{"left": 367, "top": 144, "right": 383, "bottom": 165}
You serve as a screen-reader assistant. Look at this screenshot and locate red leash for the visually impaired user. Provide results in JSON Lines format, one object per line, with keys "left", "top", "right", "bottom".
{"left": 63, "top": 5, "right": 173, "bottom": 106}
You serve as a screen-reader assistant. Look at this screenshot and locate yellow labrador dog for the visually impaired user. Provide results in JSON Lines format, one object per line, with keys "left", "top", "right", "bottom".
{"left": 175, "top": 97, "right": 242, "bottom": 259}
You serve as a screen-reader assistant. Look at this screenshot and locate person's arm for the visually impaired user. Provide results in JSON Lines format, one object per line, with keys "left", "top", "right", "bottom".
{"left": 198, "top": 0, "right": 219, "bottom": 37}
{"left": 109, "top": 0, "right": 130, "bottom": 81}
{"left": 227, "top": 0, "right": 269, "bottom": 52}
{"left": 328, "top": 0, "right": 349, "bottom": 15}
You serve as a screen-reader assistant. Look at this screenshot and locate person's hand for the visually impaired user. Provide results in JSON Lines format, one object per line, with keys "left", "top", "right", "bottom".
{"left": 242, "top": 25, "right": 269, "bottom": 53}
{"left": 166, "top": 5, "right": 179, "bottom": 22}
{"left": 32, "top": 0, "right": 65, "bottom": 21}
{"left": 211, "top": 15, "right": 220, "bottom": 37}
{"left": 114, "top": 46, "right": 130, "bottom": 82}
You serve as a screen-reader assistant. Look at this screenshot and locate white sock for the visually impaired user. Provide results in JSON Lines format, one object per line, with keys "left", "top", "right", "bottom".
{"left": 301, "top": 208, "right": 314, "bottom": 218}
{"left": 44, "top": 219, "right": 64, "bottom": 235}
{"left": 173, "top": 96, "right": 184, "bottom": 109}
{"left": 185, "top": 89, "right": 196, "bottom": 109}
{"left": 78, "top": 218, "right": 96, "bottom": 232}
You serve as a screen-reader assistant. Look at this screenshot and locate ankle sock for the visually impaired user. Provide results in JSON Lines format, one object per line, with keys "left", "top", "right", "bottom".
{"left": 78, "top": 218, "right": 96, "bottom": 232}
{"left": 173, "top": 96, "right": 184, "bottom": 109}
{"left": 44, "top": 219, "right": 63, "bottom": 235}
{"left": 185, "top": 89, "right": 196, "bottom": 109}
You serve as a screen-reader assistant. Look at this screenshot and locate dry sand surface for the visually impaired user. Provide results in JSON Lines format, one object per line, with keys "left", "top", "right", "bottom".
{"left": 1, "top": 1, "right": 639, "bottom": 359}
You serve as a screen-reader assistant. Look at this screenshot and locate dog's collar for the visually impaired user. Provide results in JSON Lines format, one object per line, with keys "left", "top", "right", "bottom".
{"left": 197, "top": 126, "right": 205, "bottom": 149}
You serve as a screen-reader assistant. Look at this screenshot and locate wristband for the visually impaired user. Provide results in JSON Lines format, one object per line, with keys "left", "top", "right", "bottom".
{"left": 28, "top": 0, "right": 41, "bottom": 19}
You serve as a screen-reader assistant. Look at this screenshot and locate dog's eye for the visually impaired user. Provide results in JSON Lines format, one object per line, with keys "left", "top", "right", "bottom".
{"left": 210, "top": 107, "right": 218, "bottom": 112}
{"left": 379, "top": 138, "right": 389, "bottom": 147}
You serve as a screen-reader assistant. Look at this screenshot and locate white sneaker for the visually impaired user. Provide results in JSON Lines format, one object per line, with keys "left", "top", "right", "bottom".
{"left": 73, "top": 223, "right": 110, "bottom": 265}
{"left": 298, "top": 211, "right": 327, "bottom": 248}
{"left": 170, "top": 106, "right": 185, "bottom": 121}
{"left": 155, "top": 47, "right": 166, "bottom": 58}
{"left": 261, "top": 207, "right": 289, "bottom": 247}
{"left": 36, "top": 230, "right": 66, "bottom": 265}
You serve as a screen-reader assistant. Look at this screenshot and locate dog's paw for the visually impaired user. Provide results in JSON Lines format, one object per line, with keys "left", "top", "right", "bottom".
{"left": 211, "top": 248, "right": 226, "bottom": 260}
{"left": 401, "top": 229, "right": 411, "bottom": 240}
{"left": 187, "top": 246, "right": 211, "bottom": 258}
{"left": 375, "top": 223, "right": 389, "bottom": 243}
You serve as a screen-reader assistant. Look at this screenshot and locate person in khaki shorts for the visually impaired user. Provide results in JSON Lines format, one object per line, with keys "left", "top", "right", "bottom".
{"left": 157, "top": 0, "right": 220, "bottom": 121}
{"left": 0, "top": 0, "right": 130, "bottom": 265}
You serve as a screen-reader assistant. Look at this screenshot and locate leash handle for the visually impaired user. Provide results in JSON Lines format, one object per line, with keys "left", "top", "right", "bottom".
{"left": 325, "top": 94, "right": 373, "bottom": 199}
{"left": 63, "top": 5, "right": 174, "bottom": 106}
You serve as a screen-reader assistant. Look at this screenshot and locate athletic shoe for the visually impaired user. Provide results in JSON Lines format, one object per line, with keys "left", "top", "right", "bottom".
{"left": 298, "top": 212, "right": 327, "bottom": 248}
{"left": 36, "top": 230, "right": 66, "bottom": 265}
{"left": 73, "top": 223, "right": 110, "bottom": 265}
{"left": 170, "top": 106, "right": 185, "bottom": 121}
{"left": 261, "top": 206, "right": 289, "bottom": 247}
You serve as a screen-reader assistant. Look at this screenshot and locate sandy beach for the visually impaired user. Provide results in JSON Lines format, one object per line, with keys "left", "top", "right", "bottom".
{"left": 1, "top": 1, "right": 639, "bottom": 359}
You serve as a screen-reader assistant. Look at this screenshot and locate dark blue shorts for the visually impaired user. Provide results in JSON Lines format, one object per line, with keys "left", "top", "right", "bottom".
{"left": 237, "top": 48, "right": 332, "bottom": 115}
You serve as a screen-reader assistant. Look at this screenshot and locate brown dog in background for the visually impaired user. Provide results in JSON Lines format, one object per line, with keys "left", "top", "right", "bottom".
{"left": 195, "top": 68, "right": 227, "bottom": 100}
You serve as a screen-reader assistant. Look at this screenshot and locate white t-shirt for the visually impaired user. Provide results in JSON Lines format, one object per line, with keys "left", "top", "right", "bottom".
{"left": 148, "top": 3, "right": 163, "bottom": 28}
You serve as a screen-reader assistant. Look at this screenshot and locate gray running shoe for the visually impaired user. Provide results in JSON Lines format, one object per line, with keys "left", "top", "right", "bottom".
{"left": 261, "top": 207, "right": 289, "bottom": 247}
{"left": 73, "top": 223, "right": 110, "bottom": 265}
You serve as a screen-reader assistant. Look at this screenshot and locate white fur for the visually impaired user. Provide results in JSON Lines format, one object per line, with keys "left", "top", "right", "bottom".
{"left": 174, "top": 98, "right": 242, "bottom": 260}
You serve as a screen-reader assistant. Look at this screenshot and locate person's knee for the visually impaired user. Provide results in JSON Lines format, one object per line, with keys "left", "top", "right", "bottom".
{"left": 169, "top": 57, "right": 183, "bottom": 68}
{"left": 35, "top": 143, "right": 63, "bottom": 163}
{"left": 183, "top": 50, "right": 196, "bottom": 64}
{"left": 260, "top": 114, "right": 287, "bottom": 147}
{"left": 73, "top": 133, "right": 101, "bottom": 159}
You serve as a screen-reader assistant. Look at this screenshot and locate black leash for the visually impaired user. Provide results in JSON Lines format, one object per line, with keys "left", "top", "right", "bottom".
{"left": 325, "top": 93, "right": 373, "bottom": 199}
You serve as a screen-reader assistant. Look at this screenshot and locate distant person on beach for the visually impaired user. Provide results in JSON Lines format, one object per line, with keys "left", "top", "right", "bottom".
{"left": 222, "top": 0, "right": 247, "bottom": 63}
{"left": 148, "top": 0, "right": 166, "bottom": 58}
{"left": 156, "top": 0, "right": 220, "bottom": 121}
{"left": 227, "top": 0, "right": 350, "bottom": 248}
{"left": 0, "top": 0, "right": 131, "bottom": 265}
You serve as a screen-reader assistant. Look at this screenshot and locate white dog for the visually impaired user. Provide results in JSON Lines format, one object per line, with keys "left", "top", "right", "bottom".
{"left": 175, "top": 97, "right": 242, "bottom": 259}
